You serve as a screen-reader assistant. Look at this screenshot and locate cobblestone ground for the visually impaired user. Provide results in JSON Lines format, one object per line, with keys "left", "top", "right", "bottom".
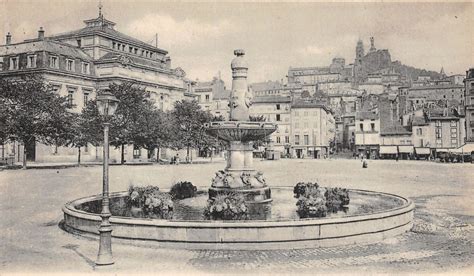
{"left": 1, "top": 159, "right": 473, "bottom": 274}
{"left": 185, "top": 194, "right": 474, "bottom": 274}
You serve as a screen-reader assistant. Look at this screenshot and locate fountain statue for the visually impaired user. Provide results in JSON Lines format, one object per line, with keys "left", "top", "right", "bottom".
{"left": 205, "top": 49, "right": 277, "bottom": 203}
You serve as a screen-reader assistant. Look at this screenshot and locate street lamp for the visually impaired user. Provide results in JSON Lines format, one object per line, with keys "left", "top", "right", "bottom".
{"left": 95, "top": 89, "right": 119, "bottom": 266}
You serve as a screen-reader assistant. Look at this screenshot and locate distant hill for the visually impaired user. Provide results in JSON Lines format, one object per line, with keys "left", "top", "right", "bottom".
{"left": 355, "top": 48, "right": 441, "bottom": 83}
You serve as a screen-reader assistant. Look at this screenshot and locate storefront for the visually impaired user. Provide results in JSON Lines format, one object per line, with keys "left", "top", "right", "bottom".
{"left": 379, "top": 146, "right": 398, "bottom": 159}
{"left": 398, "top": 145, "right": 414, "bottom": 160}
{"left": 414, "top": 147, "right": 431, "bottom": 160}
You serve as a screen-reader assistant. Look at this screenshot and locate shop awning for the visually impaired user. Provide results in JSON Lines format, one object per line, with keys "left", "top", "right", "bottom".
{"left": 398, "top": 145, "right": 414, "bottom": 154}
{"left": 379, "top": 146, "right": 398, "bottom": 154}
{"left": 415, "top": 147, "right": 431, "bottom": 155}
{"left": 436, "top": 148, "right": 449, "bottom": 153}
{"left": 451, "top": 143, "right": 474, "bottom": 154}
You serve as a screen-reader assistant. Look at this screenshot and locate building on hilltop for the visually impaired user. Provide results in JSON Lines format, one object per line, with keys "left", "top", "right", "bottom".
{"left": 0, "top": 10, "right": 192, "bottom": 163}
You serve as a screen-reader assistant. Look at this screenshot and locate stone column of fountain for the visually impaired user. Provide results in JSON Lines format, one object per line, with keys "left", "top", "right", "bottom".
{"left": 205, "top": 50, "right": 277, "bottom": 203}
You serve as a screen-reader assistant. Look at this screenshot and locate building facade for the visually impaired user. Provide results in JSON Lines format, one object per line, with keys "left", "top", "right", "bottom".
{"left": 0, "top": 12, "right": 191, "bottom": 163}
{"left": 465, "top": 68, "right": 474, "bottom": 143}
{"left": 249, "top": 96, "right": 292, "bottom": 155}
{"left": 290, "top": 101, "right": 335, "bottom": 158}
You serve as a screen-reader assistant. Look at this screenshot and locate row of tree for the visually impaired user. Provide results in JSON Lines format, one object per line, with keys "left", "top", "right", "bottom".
{"left": 0, "top": 75, "right": 223, "bottom": 168}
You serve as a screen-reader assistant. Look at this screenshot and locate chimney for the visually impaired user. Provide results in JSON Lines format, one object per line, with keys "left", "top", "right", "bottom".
{"left": 38, "top": 27, "right": 45, "bottom": 40}
{"left": 6, "top": 32, "right": 11, "bottom": 45}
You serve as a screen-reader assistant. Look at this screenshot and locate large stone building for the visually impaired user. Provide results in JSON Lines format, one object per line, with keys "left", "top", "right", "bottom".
{"left": 0, "top": 11, "right": 191, "bottom": 163}
{"left": 290, "top": 100, "right": 335, "bottom": 158}
{"left": 398, "top": 84, "right": 465, "bottom": 116}
{"left": 287, "top": 57, "right": 352, "bottom": 96}
{"left": 465, "top": 68, "right": 474, "bottom": 143}
{"left": 249, "top": 96, "right": 292, "bottom": 155}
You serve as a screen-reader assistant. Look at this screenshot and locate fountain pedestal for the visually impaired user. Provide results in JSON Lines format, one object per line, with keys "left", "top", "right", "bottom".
{"left": 205, "top": 49, "right": 277, "bottom": 204}
{"left": 206, "top": 122, "right": 276, "bottom": 203}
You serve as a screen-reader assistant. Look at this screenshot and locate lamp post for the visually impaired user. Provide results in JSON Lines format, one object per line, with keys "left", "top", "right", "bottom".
{"left": 95, "top": 89, "right": 119, "bottom": 266}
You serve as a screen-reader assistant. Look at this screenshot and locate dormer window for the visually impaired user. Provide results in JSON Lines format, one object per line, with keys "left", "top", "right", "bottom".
{"left": 81, "top": 62, "right": 90, "bottom": 74}
{"left": 49, "top": 56, "right": 59, "bottom": 69}
{"left": 9, "top": 56, "right": 19, "bottom": 70}
{"left": 27, "top": 55, "right": 37, "bottom": 68}
{"left": 66, "top": 59, "right": 75, "bottom": 71}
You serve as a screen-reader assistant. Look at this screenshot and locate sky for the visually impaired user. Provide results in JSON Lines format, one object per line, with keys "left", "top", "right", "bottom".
{"left": 1, "top": 0, "right": 473, "bottom": 86}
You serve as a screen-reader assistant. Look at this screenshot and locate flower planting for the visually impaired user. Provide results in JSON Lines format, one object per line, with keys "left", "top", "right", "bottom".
{"left": 169, "top": 181, "right": 197, "bottom": 200}
{"left": 205, "top": 192, "right": 248, "bottom": 220}
{"left": 128, "top": 185, "right": 173, "bottom": 219}
{"left": 293, "top": 182, "right": 350, "bottom": 218}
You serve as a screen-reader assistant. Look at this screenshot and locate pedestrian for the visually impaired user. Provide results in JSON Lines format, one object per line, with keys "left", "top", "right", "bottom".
{"left": 175, "top": 153, "right": 180, "bottom": 165}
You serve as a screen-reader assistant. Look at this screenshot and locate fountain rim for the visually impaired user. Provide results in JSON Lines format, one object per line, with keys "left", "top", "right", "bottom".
{"left": 62, "top": 188, "right": 414, "bottom": 227}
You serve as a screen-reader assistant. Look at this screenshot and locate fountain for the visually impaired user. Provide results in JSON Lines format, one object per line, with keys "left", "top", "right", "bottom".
{"left": 62, "top": 50, "right": 414, "bottom": 250}
{"left": 205, "top": 49, "right": 277, "bottom": 204}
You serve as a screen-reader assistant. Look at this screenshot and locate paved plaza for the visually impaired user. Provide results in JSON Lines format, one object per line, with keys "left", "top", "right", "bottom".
{"left": 1, "top": 159, "right": 473, "bottom": 274}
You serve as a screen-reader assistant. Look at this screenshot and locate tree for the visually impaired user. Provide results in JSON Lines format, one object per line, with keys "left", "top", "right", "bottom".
{"left": 0, "top": 75, "right": 71, "bottom": 169}
{"left": 133, "top": 109, "right": 170, "bottom": 162}
{"left": 107, "top": 82, "right": 157, "bottom": 164}
{"left": 169, "top": 100, "right": 213, "bottom": 162}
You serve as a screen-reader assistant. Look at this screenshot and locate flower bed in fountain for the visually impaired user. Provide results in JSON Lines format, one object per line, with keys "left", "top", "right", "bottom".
{"left": 204, "top": 192, "right": 249, "bottom": 220}
{"left": 294, "top": 182, "right": 350, "bottom": 218}
{"left": 129, "top": 185, "right": 174, "bottom": 219}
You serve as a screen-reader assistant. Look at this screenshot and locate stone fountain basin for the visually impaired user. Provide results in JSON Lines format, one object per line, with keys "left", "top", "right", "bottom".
{"left": 204, "top": 121, "right": 277, "bottom": 142}
{"left": 62, "top": 188, "right": 414, "bottom": 250}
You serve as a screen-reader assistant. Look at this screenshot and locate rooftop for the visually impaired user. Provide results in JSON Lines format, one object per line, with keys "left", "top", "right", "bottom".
{"left": 47, "top": 15, "right": 168, "bottom": 55}
{"left": 355, "top": 111, "right": 378, "bottom": 120}
{"left": 0, "top": 40, "right": 91, "bottom": 60}
{"left": 253, "top": 96, "right": 291, "bottom": 104}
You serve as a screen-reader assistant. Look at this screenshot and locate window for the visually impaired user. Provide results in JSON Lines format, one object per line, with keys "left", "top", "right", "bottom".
{"left": 451, "top": 132, "right": 457, "bottom": 138}
{"left": 112, "top": 41, "right": 116, "bottom": 49}
{"left": 450, "top": 128, "right": 457, "bottom": 133}
{"left": 51, "top": 85, "right": 61, "bottom": 93}
{"left": 133, "top": 145, "right": 141, "bottom": 159}
{"left": 294, "top": 111, "right": 299, "bottom": 117}
{"left": 83, "top": 91, "right": 90, "bottom": 107}
{"left": 436, "top": 129, "right": 442, "bottom": 139}
{"left": 451, "top": 139, "right": 457, "bottom": 145}
{"left": 9, "top": 57, "right": 18, "bottom": 70}
{"left": 360, "top": 123, "right": 363, "bottom": 131}
{"left": 49, "top": 56, "right": 59, "bottom": 68}
{"left": 370, "top": 123, "right": 375, "bottom": 131}
{"left": 205, "top": 94, "right": 210, "bottom": 102}
{"left": 276, "top": 136, "right": 281, "bottom": 144}
{"left": 66, "top": 59, "right": 75, "bottom": 71}
{"left": 450, "top": 121, "right": 457, "bottom": 127}
{"left": 81, "top": 62, "right": 90, "bottom": 74}
{"left": 276, "top": 104, "right": 280, "bottom": 110}
{"left": 295, "top": 122, "right": 299, "bottom": 129}
{"left": 77, "top": 39, "right": 81, "bottom": 47}
{"left": 67, "top": 87, "right": 76, "bottom": 107}
{"left": 27, "top": 55, "right": 36, "bottom": 68}
{"left": 304, "top": 135, "right": 309, "bottom": 145}
{"left": 276, "top": 114, "right": 281, "bottom": 121}
{"left": 417, "top": 128, "right": 423, "bottom": 135}
{"left": 294, "top": 135, "right": 300, "bottom": 145}
{"left": 285, "top": 136, "right": 289, "bottom": 143}
{"left": 129, "top": 46, "right": 133, "bottom": 53}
